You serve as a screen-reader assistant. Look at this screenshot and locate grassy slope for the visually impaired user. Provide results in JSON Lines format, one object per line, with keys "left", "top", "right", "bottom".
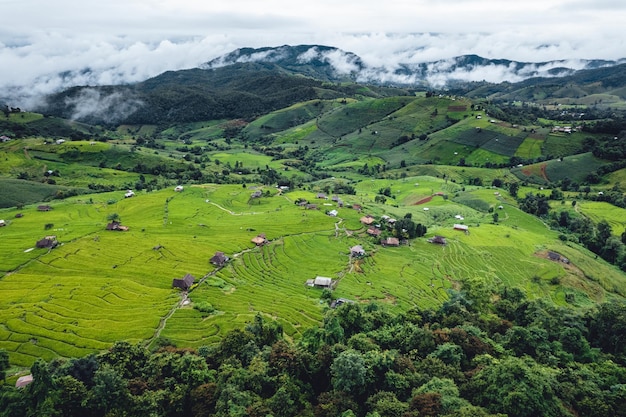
{"left": 2, "top": 177, "right": 625, "bottom": 367}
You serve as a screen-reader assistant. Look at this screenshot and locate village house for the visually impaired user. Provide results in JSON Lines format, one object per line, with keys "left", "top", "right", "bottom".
{"left": 428, "top": 235, "right": 447, "bottom": 245}
{"left": 367, "top": 227, "right": 382, "bottom": 237}
{"left": 548, "top": 251, "right": 570, "bottom": 264}
{"left": 251, "top": 233, "right": 268, "bottom": 246}
{"left": 350, "top": 245, "right": 366, "bottom": 257}
{"left": 352, "top": 204, "right": 362, "bottom": 211}
{"left": 105, "top": 221, "right": 129, "bottom": 231}
{"left": 454, "top": 224, "right": 469, "bottom": 233}
{"left": 306, "top": 276, "right": 334, "bottom": 289}
{"left": 15, "top": 375, "right": 33, "bottom": 388}
{"left": 36, "top": 236, "right": 58, "bottom": 249}
{"left": 210, "top": 251, "right": 229, "bottom": 267}
{"left": 330, "top": 298, "right": 354, "bottom": 309}
{"left": 381, "top": 237, "right": 400, "bottom": 247}
{"left": 327, "top": 209, "right": 338, "bottom": 217}
{"left": 305, "top": 203, "right": 318, "bottom": 210}
{"left": 172, "top": 273, "right": 195, "bottom": 290}
{"left": 317, "top": 193, "right": 328, "bottom": 199}
{"left": 360, "top": 215, "right": 375, "bottom": 225}
{"left": 124, "top": 190, "right": 135, "bottom": 198}
{"left": 37, "top": 205, "right": 52, "bottom": 211}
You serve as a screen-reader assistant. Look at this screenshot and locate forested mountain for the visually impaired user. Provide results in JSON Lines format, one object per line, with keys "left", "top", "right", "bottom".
{"left": 30, "top": 45, "right": 626, "bottom": 127}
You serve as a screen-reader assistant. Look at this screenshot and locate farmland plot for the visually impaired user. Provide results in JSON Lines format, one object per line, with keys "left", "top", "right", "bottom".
{"left": 1, "top": 178, "right": 625, "bottom": 367}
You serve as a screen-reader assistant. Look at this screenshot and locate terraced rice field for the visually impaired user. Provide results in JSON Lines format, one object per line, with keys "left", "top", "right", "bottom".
{"left": 1, "top": 177, "right": 624, "bottom": 367}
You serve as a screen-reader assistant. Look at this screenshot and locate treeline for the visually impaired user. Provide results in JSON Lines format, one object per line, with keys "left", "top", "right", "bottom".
{"left": 517, "top": 192, "right": 626, "bottom": 271}
{"left": 582, "top": 130, "right": 626, "bottom": 161}
{"left": 4, "top": 288, "right": 626, "bottom": 417}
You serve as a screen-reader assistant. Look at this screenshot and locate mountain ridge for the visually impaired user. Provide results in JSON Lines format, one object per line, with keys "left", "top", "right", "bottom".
{"left": 16, "top": 44, "right": 626, "bottom": 126}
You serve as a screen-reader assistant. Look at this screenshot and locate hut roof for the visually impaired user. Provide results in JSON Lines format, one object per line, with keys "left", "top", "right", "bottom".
{"left": 210, "top": 251, "right": 229, "bottom": 265}
{"left": 172, "top": 273, "right": 195, "bottom": 290}
{"left": 16, "top": 375, "right": 33, "bottom": 388}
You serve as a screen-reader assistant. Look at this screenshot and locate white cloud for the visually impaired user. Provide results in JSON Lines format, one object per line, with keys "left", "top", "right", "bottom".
{"left": 0, "top": 0, "right": 625, "bottom": 107}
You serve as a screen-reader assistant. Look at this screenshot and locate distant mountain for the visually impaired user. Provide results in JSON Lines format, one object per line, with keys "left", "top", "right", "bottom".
{"left": 33, "top": 44, "right": 626, "bottom": 126}
{"left": 37, "top": 61, "right": 409, "bottom": 126}
{"left": 202, "top": 45, "right": 626, "bottom": 87}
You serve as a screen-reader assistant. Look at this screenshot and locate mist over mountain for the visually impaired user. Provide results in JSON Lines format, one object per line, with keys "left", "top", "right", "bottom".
{"left": 15, "top": 44, "right": 626, "bottom": 126}
{"left": 203, "top": 45, "right": 626, "bottom": 88}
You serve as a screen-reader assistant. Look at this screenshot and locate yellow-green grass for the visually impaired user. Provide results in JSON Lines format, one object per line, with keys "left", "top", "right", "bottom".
{"left": 1, "top": 112, "right": 44, "bottom": 123}
{"left": 274, "top": 122, "right": 319, "bottom": 144}
{"left": 515, "top": 137, "right": 544, "bottom": 159}
{"left": 576, "top": 201, "right": 626, "bottom": 235}
{"left": 545, "top": 153, "right": 607, "bottom": 183}
{"left": 244, "top": 100, "right": 336, "bottom": 140}
{"left": 2, "top": 180, "right": 626, "bottom": 367}
{"left": 209, "top": 151, "right": 285, "bottom": 170}
{"left": 542, "top": 132, "right": 586, "bottom": 157}
{"left": 465, "top": 148, "right": 509, "bottom": 166}
{"left": 315, "top": 97, "right": 415, "bottom": 138}
{"left": 606, "top": 167, "right": 626, "bottom": 186}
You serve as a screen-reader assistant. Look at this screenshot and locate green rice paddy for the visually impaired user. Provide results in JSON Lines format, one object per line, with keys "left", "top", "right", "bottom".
{"left": 2, "top": 176, "right": 624, "bottom": 367}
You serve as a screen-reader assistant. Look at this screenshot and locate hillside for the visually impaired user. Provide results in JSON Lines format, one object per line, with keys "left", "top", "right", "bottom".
{"left": 1, "top": 59, "right": 626, "bottom": 383}
{"left": 2, "top": 178, "right": 625, "bottom": 369}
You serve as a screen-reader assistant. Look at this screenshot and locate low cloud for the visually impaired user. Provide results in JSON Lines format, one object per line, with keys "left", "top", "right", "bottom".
{"left": 62, "top": 88, "right": 144, "bottom": 124}
{"left": 1, "top": 31, "right": 624, "bottom": 110}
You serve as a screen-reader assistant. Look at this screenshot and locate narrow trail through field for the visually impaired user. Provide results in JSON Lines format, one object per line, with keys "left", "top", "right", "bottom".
{"left": 146, "top": 213, "right": 353, "bottom": 347}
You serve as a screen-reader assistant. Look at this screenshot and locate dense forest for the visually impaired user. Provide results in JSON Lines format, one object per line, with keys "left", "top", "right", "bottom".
{"left": 3, "top": 287, "right": 626, "bottom": 417}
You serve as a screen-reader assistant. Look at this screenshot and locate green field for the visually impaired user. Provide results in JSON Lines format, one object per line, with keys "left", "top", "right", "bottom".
{"left": 577, "top": 201, "right": 626, "bottom": 235}
{"left": 2, "top": 176, "right": 624, "bottom": 367}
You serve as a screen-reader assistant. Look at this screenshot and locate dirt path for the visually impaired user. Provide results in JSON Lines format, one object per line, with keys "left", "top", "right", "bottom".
{"left": 145, "top": 208, "right": 355, "bottom": 347}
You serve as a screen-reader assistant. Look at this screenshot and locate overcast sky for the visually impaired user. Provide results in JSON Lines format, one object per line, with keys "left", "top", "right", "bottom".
{"left": 2, "top": 0, "right": 625, "bottom": 107}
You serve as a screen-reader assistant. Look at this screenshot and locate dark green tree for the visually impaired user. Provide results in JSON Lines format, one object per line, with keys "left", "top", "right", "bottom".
{"left": 331, "top": 349, "right": 367, "bottom": 394}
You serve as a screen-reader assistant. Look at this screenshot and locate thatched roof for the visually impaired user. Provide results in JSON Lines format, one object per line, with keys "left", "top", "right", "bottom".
{"left": 172, "top": 273, "right": 195, "bottom": 290}
{"left": 210, "top": 251, "right": 229, "bottom": 266}
{"left": 428, "top": 236, "right": 447, "bottom": 245}
{"left": 36, "top": 236, "right": 58, "bottom": 249}
{"left": 15, "top": 375, "right": 33, "bottom": 388}
{"left": 381, "top": 237, "right": 400, "bottom": 246}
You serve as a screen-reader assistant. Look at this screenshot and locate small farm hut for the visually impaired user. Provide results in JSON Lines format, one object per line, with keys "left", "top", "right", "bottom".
{"left": 360, "top": 215, "right": 375, "bottom": 225}
{"left": 210, "top": 251, "right": 229, "bottom": 266}
{"left": 37, "top": 205, "right": 52, "bottom": 211}
{"left": 15, "top": 375, "right": 33, "bottom": 388}
{"left": 172, "top": 273, "right": 195, "bottom": 290}
{"left": 251, "top": 233, "right": 268, "bottom": 246}
{"left": 106, "top": 221, "right": 129, "bottom": 231}
{"left": 306, "top": 276, "right": 334, "bottom": 288}
{"left": 381, "top": 237, "right": 400, "bottom": 247}
{"left": 367, "top": 227, "right": 381, "bottom": 237}
{"left": 350, "top": 245, "right": 366, "bottom": 257}
{"left": 36, "top": 236, "right": 58, "bottom": 249}
{"left": 330, "top": 298, "right": 355, "bottom": 309}
{"left": 428, "top": 236, "right": 447, "bottom": 245}
{"left": 453, "top": 224, "right": 469, "bottom": 232}
{"left": 174, "top": 185, "right": 184, "bottom": 192}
